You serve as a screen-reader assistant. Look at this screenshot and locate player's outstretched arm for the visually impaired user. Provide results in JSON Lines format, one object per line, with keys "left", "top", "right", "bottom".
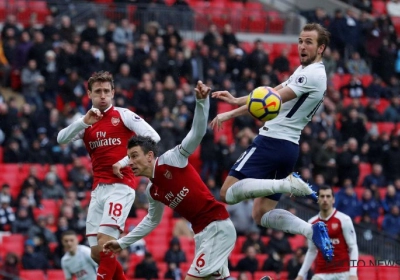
{"left": 212, "top": 90, "right": 248, "bottom": 106}
{"left": 179, "top": 81, "right": 211, "bottom": 157}
{"left": 104, "top": 190, "right": 164, "bottom": 253}
{"left": 210, "top": 105, "right": 248, "bottom": 131}
{"left": 296, "top": 239, "right": 318, "bottom": 280}
{"left": 57, "top": 108, "right": 103, "bottom": 144}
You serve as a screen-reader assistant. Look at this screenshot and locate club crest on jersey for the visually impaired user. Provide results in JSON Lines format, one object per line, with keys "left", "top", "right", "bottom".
{"left": 164, "top": 170, "right": 172, "bottom": 179}
{"left": 295, "top": 75, "right": 307, "bottom": 85}
{"left": 111, "top": 117, "right": 120, "bottom": 126}
{"left": 331, "top": 223, "right": 338, "bottom": 230}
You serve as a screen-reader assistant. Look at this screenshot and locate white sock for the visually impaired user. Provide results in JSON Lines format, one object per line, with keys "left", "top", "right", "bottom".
{"left": 261, "top": 209, "right": 313, "bottom": 239}
{"left": 225, "top": 178, "right": 292, "bottom": 204}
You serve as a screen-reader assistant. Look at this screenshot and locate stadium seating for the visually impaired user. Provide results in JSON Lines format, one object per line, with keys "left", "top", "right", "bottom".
{"left": 20, "top": 270, "right": 46, "bottom": 280}
{"left": 47, "top": 269, "right": 65, "bottom": 279}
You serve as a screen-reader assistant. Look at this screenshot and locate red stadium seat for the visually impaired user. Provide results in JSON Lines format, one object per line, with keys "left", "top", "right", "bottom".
{"left": 358, "top": 162, "right": 372, "bottom": 187}
{"left": 371, "top": 1, "right": 387, "bottom": 16}
{"left": 20, "top": 270, "right": 46, "bottom": 280}
{"left": 377, "top": 266, "right": 400, "bottom": 280}
{"left": 358, "top": 267, "right": 377, "bottom": 280}
{"left": 256, "top": 254, "right": 268, "bottom": 270}
{"left": 229, "top": 253, "right": 245, "bottom": 267}
{"left": 2, "top": 233, "right": 25, "bottom": 245}
{"left": 47, "top": 269, "right": 65, "bottom": 279}
{"left": 288, "top": 235, "right": 306, "bottom": 251}
{"left": 361, "top": 74, "right": 374, "bottom": 87}
{"left": 127, "top": 255, "right": 144, "bottom": 277}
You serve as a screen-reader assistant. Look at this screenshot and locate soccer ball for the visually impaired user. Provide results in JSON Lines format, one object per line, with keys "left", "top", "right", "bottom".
{"left": 246, "top": 86, "right": 282, "bottom": 122}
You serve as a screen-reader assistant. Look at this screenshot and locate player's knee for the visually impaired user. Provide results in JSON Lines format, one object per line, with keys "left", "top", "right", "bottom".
{"left": 252, "top": 207, "right": 271, "bottom": 225}
{"left": 219, "top": 188, "right": 227, "bottom": 203}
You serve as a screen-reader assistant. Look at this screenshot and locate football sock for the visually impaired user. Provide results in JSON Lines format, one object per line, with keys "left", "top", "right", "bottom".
{"left": 113, "top": 261, "right": 127, "bottom": 280}
{"left": 261, "top": 209, "right": 313, "bottom": 239}
{"left": 225, "top": 178, "right": 290, "bottom": 204}
{"left": 97, "top": 251, "right": 117, "bottom": 280}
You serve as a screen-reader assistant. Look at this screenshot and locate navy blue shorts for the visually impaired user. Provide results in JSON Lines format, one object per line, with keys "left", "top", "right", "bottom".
{"left": 229, "top": 135, "right": 299, "bottom": 201}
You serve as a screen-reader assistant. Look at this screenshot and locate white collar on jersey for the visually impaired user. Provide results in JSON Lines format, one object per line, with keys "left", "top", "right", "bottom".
{"left": 318, "top": 207, "right": 336, "bottom": 221}
{"left": 91, "top": 105, "right": 112, "bottom": 113}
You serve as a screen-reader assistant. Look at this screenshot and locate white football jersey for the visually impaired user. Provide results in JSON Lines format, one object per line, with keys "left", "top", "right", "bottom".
{"left": 61, "top": 245, "right": 98, "bottom": 280}
{"left": 259, "top": 62, "right": 327, "bottom": 144}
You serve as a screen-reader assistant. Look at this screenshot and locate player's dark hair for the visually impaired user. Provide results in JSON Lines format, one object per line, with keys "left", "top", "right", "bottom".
{"left": 88, "top": 71, "right": 114, "bottom": 91}
{"left": 317, "top": 185, "right": 334, "bottom": 196}
{"left": 302, "top": 23, "right": 331, "bottom": 56}
{"left": 128, "top": 136, "right": 158, "bottom": 157}
{"left": 61, "top": 230, "right": 77, "bottom": 239}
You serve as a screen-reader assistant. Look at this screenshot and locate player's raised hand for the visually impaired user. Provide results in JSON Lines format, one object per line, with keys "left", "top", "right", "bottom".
{"left": 210, "top": 112, "right": 230, "bottom": 130}
{"left": 83, "top": 108, "right": 103, "bottom": 125}
{"left": 211, "top": 90, "right": 237, "bottom": 105}
{"left": 194, "top": 80, "right": 211, "bottom": 99}
{"left": 103, "top": 240, "right": 122, "bottom": 253}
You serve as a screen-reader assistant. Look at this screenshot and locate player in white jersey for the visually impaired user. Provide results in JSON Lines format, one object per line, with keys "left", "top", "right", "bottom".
{"left": 210, "top": 23, "right": 334, "bottom": 261}
{"left": 296, "top": 186, "right": 358, "bottom": 280}
{"left": 61, "top": 230, "right": 98, "bottom": 280}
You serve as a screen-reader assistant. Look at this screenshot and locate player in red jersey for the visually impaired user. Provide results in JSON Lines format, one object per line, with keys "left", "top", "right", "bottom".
{"left": 103, "top": 81, "right": 237, "bottom": 280}
{"left": 57, "top": 71, "right": 160, "bottom": 280}
{"left": 296, "top": 185, "right": 359, "bottom": 280}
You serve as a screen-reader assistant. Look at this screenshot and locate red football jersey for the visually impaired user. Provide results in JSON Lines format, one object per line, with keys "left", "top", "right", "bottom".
{"left": 58, "top": 106, "right": 160, "bottom": 189}
{"left": 310, "top": 209, "right": 356, "bottom": 273}
{"left": 149, "top": 152, "right": 229, "bottom": 234}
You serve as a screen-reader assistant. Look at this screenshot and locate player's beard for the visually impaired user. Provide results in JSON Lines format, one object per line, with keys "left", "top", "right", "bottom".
{"left": 300, "top": 52, "right": 318, "bottom": 66}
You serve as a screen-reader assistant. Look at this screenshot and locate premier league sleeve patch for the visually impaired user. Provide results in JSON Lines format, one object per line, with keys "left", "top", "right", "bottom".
{"left": 295, "top": 75, "right": 307, "bottom": 85}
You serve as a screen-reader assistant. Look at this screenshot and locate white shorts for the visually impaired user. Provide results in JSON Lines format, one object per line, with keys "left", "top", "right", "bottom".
{"left": 312, "top": 272, "right": 350, "bottom": 280}
{"left": 86, "top": 183, "right": 135, "bottom": 246}
{"left": 187, "top": 218, "right": 236, "bottom": 279}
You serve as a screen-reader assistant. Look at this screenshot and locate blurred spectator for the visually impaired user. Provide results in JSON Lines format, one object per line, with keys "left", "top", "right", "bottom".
{"left": 205, "top": 177, "right": 221, "bottom": 201}
{"left": 272, "top": 49, "right": 290, "bottom": 73}
{"left": 357, "top": 214, "right": 380, "bottom": 253}
{"left": 0, "top": 183, "right": 15, "bottom": 207}
{"left": 28, "top": 215, "right": 57, "bottom": 243}
{"left": 164, "top": 262, "right": 183, "bottom": 280}
{"left": 0, "top": 195, "right": 15, "bottom": 231}
{"left": 336, "top": 138, "right": 361, "bottom": 186}
{"left": 382, "top": 185, "right": 400, "bottom": 213}
{"left": 12, "top": 206, "right": 34, "bottom": 235}
{"left": 381, "top": 136, "right": 400, "bottom": 183}
{"left": 360, "top": 189, "right": 381, "bottom": 221}
{"left": 1, "top": 252, "right": 20, "bottom": 280}
{"left": 362, "top": 163, "right": 387, "bottom": 190}
{"left": 235, "top": 245, "right": 259, "bottom": 274}
{"left": 42, "top": 171, "right": 65, "bottom": 200}
{"left": 382, "top": 205, "right": 400, "bottom": 239}
{"left": 313, "top": 138, "right": 337, "bottom": 185}
{"left": 261, "top": 249, "right": 284, "bottom": 274}
{"left": 287, "top": 247, "right": 310, "bottom": 280}
{"left": 113, "top": 18, "right": 135, "bottom": 54}
{"left": 134, "top": 178, "right": 150, "bottom": 210}
{"left": 265, "top": 230, "right": 292, "bottom": 256}
{"left": 365, "top": 75, "right": 388, "bottom": 99}
{"left": 384, "top": 95, "right": 400, "bottom": 122}
{"left": 134, "top": 252, "right": 159, "bottom": 280}
{"left": 117, "top": 248, "right": 130, "bottom": 274}
{"left": 241, "top": 226, "right": 267, "bottom": 254}
{"left": 335, "top": 182, "right": 361, "bottom": 219}
{"left": 346, "top": 51, "right": 370, "bottom": 75}
{"left": 340, "top": 75, "right": 364, "bottom": 98}
{"left": 164, "top": 237, "right": 187, "bottom": 267}
{"left": 21, "top": 239, "right": 49, "bottom": 270}
{"left": 227, "top": 200, "right": 257, "bottom": 236}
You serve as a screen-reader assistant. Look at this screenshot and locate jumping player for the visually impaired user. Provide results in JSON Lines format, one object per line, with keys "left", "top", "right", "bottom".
{"left": 103, "top": 81, "right": 237, "bottom": 280}
{"left": 296, "top": 186, "right": 358, "bottom": 280}
{"left": 210, "top": 23, "right": 334, "bottom": 261}
{"left": 57, "top": 71, "right": 160, "bottom": 280}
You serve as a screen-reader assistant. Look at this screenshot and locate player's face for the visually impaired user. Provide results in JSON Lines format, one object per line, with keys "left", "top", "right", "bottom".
{"left": 62, "top": 234, "right": 78, "bottom": 254}
{"left": 318, "top": 189, "right": 335, "bottom": 211}
{"left": 88, "top": 81, "right": 114, "bottom": 111}
{"left": 298, "top": 30, "right": 325, "bottom": 66}
{"left": 127, "top": 146, "right": 154, "bottom": 177}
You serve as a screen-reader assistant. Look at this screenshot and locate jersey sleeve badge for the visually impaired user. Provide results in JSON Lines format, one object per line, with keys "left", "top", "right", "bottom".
{"left": 296, "top": 75, "right": 307, "bottom": 85}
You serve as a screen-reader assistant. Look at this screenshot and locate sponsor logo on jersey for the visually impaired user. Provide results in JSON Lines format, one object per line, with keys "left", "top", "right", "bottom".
{"left": 74, "top": 270, "right": 88, "bottom": 278}
{"left": 168, "top": 187, "right": 189, "bottom": 209}
{"left": 88, "top": 138, "right": 122, "bottom": 149}
{"left": 111, "top": 117, "right": 120, "bottom": 126}
{"left": 164, "top": 170, "right": 172, "bottom": 179}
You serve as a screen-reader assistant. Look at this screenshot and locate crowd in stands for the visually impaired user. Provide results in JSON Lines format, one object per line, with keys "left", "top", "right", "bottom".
{"left": 1, "top": 0, "right": 400, "bottom": 278}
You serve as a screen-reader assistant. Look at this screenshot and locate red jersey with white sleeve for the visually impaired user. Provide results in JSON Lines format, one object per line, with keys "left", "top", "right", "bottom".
{"left": 298, "top": 209, "right": 358, "bottom": 278}
{"left": 57, "top": 106, "right": 160, "bottom": 189}
{"left": 117, "top": 96, "right": 229, "bottom": 249}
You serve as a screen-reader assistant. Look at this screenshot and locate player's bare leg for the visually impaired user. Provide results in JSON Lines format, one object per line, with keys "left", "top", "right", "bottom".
{"left": 219, "top": 175, "right": 239, "bottom": 203}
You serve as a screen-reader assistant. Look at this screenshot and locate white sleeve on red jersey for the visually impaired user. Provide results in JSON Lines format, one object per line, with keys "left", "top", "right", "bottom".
{"left": 117, "top": 183, "right": 164, "bottom": 249}
{"left": 340, "top": 213, "right": 358, "bottom": 276}
{"left": 116, "top": 107, "right": 161, "bottom": 142}
{"left": 115, "top": 107, "right": 161, "bottom": 167}
{"left": 57, "top": 117, "right": 90, "bottom": 144}
{"left": 297, "top": 215, "right": 319, "bottom": 279}
{"left": 178, "top": 97, "right": 210, "bottom": 157}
